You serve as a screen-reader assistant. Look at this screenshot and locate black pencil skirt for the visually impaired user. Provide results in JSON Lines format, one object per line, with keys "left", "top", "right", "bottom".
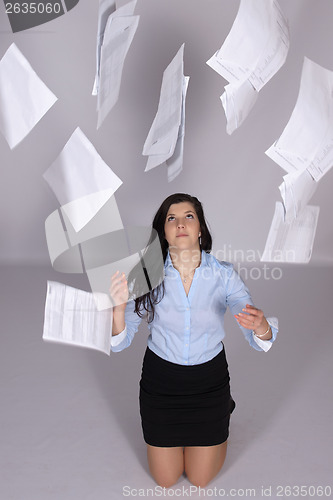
{"left": 139, "top": 345, "right": 235, "bottom": 447}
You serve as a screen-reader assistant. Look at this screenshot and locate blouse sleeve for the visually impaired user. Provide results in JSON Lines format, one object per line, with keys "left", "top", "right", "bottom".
{"left": 110, "top": 299, "right": 143, "bottom": 353}
{"left": 224, "top": 263, "right": 278, "bottom": 352}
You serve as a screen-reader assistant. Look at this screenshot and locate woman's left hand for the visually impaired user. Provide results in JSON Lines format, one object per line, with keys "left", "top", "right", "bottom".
{"left": 234, "top": 304, "right": 267, "bottom": 331}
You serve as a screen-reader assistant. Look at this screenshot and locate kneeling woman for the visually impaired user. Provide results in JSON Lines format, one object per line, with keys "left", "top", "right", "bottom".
{"left": 110, "top": 193, "right": 278, "bottom": 488}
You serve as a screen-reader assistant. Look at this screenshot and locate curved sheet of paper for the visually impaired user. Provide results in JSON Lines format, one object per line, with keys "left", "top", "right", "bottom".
{"left": 206, "top": 0, "right": 289, "bottom": 133}
{"left": 279, "top": 170, "right": 318, "bottom": 223}
{"left": 166, "top": 75, "right": 190, "bottom": 182}
{"left": 260, "top": 201, "right": 320, "bottom": 264}
{"left": 43, "top": 281, "right": 112, "bottom": 355}
{"left": 221, "top": 80, "right": 258, "bottom": 135}
{"left": 43, "top": 127, "right": 122, "bottom": 232}
{"left": 0, "top": 43, "right": 57, "bottom": 149}
{"left": 45, "top": 200, "right": 165, "bottom": 309}
{"left": 266, "top": 57, "right": 333, "bottom": 181}
{"left": 143, "top": 44, "right": 185, "bottom": 171}
{"left": 45, "top": 195, "right": 124, "bottom": 273}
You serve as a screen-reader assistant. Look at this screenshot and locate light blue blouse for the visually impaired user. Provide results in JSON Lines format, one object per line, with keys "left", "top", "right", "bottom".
{"left": 111, "top": 250, "right": 278, "bottom": 365}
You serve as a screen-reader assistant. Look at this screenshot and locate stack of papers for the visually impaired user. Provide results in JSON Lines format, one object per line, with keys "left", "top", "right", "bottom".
{"left": 0, "top": 43, "right": 57, "bottom": 149}
{"left": 92, "top": 0, "right": 140, "bottom": 128}
{"left": 206, "top": 0, "right": 289, "bottom": 134}
{"left": 43, "top": 281, "right": 113, "bottom": 355}
{"left": 43, "top": 127, "right": 123, "bottom": 232}
{"left": 143, "top": 44, "right": 190, "bottom": 182}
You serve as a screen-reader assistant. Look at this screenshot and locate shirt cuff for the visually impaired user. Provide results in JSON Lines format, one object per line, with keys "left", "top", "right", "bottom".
{"left": 252, "top": 333, "right": 272, "bottom": 352}
{"left": 252, "top": 316, "right": 278, "bottom": 352}
{"left": 111, "top": 326, "right": 127, "bottom": 347}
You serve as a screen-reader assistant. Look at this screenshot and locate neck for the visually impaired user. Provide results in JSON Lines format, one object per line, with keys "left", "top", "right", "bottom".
{"left": 169, "top": 247, "right": 202, "bottom": 272}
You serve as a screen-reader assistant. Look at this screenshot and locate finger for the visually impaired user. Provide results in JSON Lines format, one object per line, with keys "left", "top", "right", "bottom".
{"left": 110, "top": 273, "right": 127, "bottom": 288}
{"left": 237, "top": 312, "right": 257, "bottom": 320}
{"left": 110, "top": 279, "right": 128, "bottom": 296}
{"left": 110, "top": 283, "right": 129, "bottom": 301}
{"left": 238, "top": 318, "right": 257, "bottom": 328}
{"left": 110, "top": 274, "right": 126, "bottom": 287}
{"left": 242, "top": 305, "right": 259, "bottom": 314}
{"left": 111, "top": 271, "right": 127, "bottom": 283}
{"left": 235, "top": 317, "right": 252, "bottom": 330}
{"left": 112, "top": 274, "right": 127, "bottom": 285}
{"left": 235, "top": 314, "right": 259, "bottom": 329}
{"left": 235, "top": 321, "right": 257, "bottom": 331}
{"left": 242, "top": 306, "right": 264, "bottom": 319}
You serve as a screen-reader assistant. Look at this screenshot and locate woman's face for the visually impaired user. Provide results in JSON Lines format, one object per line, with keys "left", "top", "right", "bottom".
{"left": 164, "top": 202, "right": 201, "bottom": 253}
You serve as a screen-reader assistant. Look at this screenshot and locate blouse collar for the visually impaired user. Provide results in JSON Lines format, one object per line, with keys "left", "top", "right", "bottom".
{"left": 164, "top": 249, "right": 208, "bottom": 270}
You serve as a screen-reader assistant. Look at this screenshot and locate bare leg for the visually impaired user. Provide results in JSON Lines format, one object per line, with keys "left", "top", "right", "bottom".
{"left": 184, "top": 440, "right": 228, "bottom": 487}
{"left": 146, "top": 444, "right": 184, "bottom": 488}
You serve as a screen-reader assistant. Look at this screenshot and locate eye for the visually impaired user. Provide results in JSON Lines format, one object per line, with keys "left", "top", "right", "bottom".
{"left": 186, "top": 214, "right": 194, "bottom": 219}
{"left": 167, "top": 216, "right": 175, "bottom": 221}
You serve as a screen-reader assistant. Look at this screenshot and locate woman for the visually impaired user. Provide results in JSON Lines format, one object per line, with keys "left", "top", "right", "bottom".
{"left": 109, "top": 193, "right": 277, "bottom": 488}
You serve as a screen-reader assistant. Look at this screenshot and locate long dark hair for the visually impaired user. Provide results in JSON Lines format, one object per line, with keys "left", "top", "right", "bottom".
{"left": 132, "top": 193, "right": 212, "bottom": 320}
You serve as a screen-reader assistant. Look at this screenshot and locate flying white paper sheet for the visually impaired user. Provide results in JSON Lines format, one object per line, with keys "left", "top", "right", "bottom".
{"left": 166, "top": 76, "right": 189, "bottom": 182}
{"left": 143, "top": 44, "right": 188, "bottom": 178}
{"left": 279, "top": 169, "right": 317, "bottom": 223}
{"left": 97, "top": 14, "right": 139, "bottom": 128}
{"left": 221, "top": 79, "right": 258, "bottom": 135}
{"left": 206, "top": 0, "right": 289, "bottom": 134}
{"left": 266, "top": 58, "right": 333, "bottom": 182}
{"left": 43, "top": 127, "right": 122, "bottom": 232}
{"left": 43, "top": 281, "right": 113, "bottom": 356}
{"left": 92, "top": 0, "right": 139, "bottom": 128}
{"left": 0, "top": 43, "right": 57, "bottom": 149}
{"left": 260, "top": 202, "right": 320, "bottom": 264}
{"left": 92, "top": 0, "right": 117, "bottom": 96}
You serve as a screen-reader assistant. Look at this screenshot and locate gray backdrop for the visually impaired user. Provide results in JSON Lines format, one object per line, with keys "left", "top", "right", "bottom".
{"left": 0, "top": 1, "right": 332, "bottom": 499}
{"left": 0, "top": 0, "right": 332, "bottom": 265}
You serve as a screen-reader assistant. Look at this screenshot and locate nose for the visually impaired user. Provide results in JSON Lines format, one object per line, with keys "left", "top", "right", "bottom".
{"left": 177, "top": 220, "right": 185, "bottom": 228}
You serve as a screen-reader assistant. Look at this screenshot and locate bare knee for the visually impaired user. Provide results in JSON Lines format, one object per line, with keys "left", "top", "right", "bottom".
{"left": 153, "top": 474, "right": 183, "bottom": 489}
{"left": 184, "top": 441, "right": 227, "bottom": 487}
{"left": 186, "top": 466, "right": 224, "bottom": 488}
{"left": 147, "top": 445, "right": 184, "bottom": 488}
{"left": 150, "top": 469, "right": 184, "bottom": 488}
{"left": 186, "top": 461, "right": 225, "bottom": 488}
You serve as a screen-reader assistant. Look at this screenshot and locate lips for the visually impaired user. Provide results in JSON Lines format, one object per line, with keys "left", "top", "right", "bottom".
{"left": 176, "top": 233, "right": 188, "bottom": 237}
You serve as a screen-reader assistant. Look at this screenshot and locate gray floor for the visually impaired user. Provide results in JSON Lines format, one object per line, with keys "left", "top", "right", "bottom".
{"left": 0, "top": 264, "right": 332, "bottom": 499}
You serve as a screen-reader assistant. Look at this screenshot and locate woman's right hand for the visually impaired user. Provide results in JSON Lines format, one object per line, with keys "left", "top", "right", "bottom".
{"left": 109, "top": 271, "right": 129, "bottom": 310}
